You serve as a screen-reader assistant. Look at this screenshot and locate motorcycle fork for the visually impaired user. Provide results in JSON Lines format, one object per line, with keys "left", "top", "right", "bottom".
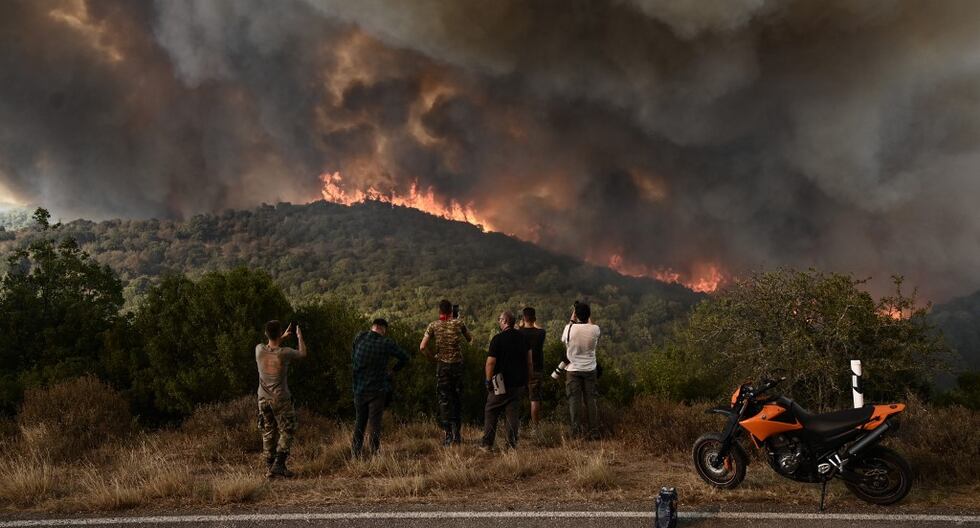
{"left": 711, "top": 405, "right": 745, "bottom": 470}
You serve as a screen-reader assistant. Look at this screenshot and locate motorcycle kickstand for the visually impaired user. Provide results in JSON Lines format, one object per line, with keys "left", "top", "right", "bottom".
{"left": 818, "top": 480, "right": 828, "bottom": 512}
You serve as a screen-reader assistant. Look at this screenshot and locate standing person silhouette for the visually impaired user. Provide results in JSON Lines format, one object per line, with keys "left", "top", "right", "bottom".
{"left": 256, "top": 320, "right": 306, "bottom": 478}
{"left": 562, "top": 302, "right": 601, "bottom": 440}
{"left": 420, "top": 299, "right": 473, "bottom": 445}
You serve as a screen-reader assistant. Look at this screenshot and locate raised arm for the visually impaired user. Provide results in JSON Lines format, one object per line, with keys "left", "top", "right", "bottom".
{"left": 295, "top": 325, "right": 307, "bottom": 358}
{"left": 461, "top": 324, "right": 473, "bottom": 344}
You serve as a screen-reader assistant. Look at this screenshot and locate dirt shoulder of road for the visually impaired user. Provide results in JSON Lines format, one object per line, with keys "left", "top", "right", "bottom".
{"left": 1, "top": 420, "right": 978, "bottom": 517}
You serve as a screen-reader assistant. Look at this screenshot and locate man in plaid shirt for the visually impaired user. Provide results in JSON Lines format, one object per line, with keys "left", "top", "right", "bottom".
{"left": 351, "top": 318, "right": 409, "bottom": 457}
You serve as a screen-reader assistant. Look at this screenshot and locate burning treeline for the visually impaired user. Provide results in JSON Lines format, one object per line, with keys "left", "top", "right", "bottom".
{"left": 2, "top": 0, "right": 980, "bottom": 298}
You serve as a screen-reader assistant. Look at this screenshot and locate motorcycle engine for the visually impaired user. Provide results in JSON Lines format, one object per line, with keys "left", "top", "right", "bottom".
{"left": 770, "top": 436, "right": 805, "bottom": 477}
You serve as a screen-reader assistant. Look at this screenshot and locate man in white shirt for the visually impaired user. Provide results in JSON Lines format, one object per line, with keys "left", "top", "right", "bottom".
{"left": 561, "top": 302, "right": 601, "bottom": 440}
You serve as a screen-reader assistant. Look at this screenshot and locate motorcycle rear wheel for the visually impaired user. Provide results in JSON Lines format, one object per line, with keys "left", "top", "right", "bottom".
{"left": 693, "top": 433, "right": 747, "bottom": 489}
{"left": 844, "top": 446, "right": 912, "bottom": 505}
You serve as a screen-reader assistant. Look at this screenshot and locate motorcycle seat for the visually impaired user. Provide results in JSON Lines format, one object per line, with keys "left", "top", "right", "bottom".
{"left": 789, "top": 401, "right": 874, "bottom": 437}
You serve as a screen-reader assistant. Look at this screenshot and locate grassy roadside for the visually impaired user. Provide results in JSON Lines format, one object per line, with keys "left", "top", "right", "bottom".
{"left": 1, "top": 391, "right": 978, "bottom": 514}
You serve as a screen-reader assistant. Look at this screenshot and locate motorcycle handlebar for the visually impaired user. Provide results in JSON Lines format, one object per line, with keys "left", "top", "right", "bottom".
{"left": 756, "top": 376, "right": 786, "bottom": 393}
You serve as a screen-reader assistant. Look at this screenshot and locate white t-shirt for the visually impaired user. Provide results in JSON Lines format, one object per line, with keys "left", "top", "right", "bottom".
{"left": 561, "top": 323, "right": 600, "bottom": 372}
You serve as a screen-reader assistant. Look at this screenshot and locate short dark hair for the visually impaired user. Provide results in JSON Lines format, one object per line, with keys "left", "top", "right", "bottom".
{"left": 372, "top": 318, "right": 389, "bottom": 328}
{"left": 265, "top": 320, "right": 282, "bottom": 340}
{"left": 574, "top": 302, "right": 591, "bottom": 322}
{"left": 438, "top": 299, "right": 452, "bottom": 315}
{"left": 522, "top": 306, "right": 536, "bottom": 323}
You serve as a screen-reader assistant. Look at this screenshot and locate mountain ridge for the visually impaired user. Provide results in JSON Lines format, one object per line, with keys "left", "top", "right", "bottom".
{"left": 0, "top": 200, "right": 702, "bottom": 359}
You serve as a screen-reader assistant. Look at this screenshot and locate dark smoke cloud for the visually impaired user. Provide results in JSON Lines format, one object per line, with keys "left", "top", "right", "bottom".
{"left": 1, "top": 0, "right": 979, "bottom": 300}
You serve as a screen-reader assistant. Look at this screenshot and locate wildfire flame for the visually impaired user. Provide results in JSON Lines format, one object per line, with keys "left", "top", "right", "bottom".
{"left": 607, "top": 254, "right": 724, "bottom": 293}
{"left": 319, "top": 171, "right": 723, "bottom": 293}
{"left": 320, "top": 172, "right": 496, "bottom": 231}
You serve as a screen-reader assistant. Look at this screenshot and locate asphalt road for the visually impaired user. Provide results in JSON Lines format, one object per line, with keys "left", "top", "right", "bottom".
{"left": 3, "top": 508, "right": 980, "bottom": 528}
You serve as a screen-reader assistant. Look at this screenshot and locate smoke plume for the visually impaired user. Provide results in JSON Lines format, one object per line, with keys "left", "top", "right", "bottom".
{"left": 2, "top": 0, "right": 979, "bottom": 299}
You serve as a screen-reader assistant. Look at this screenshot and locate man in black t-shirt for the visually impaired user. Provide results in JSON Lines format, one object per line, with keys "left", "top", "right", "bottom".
{"left": 518, "top": 307, "right": 546, "bottom": 427}
{"left": 481, "top": 310, "right": 532, "bottom": 450}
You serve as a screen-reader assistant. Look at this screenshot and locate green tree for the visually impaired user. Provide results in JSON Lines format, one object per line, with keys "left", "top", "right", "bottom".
{"left": 132, "top": 268, "right": 292, "bottom": 416}
{"left": 0, "top": 208, "right": 124, "bottom": 413}
{"left": 940, "top": 372, "right": 980, "bottom": 410}
{"left": 646, "top": 269, "right": 947, "bottom": 409}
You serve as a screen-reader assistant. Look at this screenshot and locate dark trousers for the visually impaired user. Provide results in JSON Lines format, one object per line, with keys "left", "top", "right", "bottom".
{"left": 566, "top": 370, "right": 600, "bottom": 439}
{"left": 437, "top": 362, "right": 464, "bottom": 429}
{"left": 352, "top": 391, "right": 385, "bottom": 456}
{"left": 481, "top": 386, "right": 525, "bottom": 448}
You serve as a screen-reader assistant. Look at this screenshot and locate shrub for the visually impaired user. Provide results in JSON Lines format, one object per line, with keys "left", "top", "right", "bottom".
{"left": 616, "top": 396, "right": 715, "bottom": 452}
{"left": 180, "top": 396, "right": 262, "bottom": 462}
{"left": 893, "top": 394, "right": 980, "bottom": 485}
{"left": 17, "top": 375, "right": 133, "bottom": 461}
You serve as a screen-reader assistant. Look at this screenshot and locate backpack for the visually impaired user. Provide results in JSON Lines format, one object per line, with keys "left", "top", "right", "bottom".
{"left": 654, "top": 487, "right": 677, "bottom": 528}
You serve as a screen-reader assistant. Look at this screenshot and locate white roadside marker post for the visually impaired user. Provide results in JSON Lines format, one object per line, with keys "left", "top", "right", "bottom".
{"left": 851, "top": 359, "right": 864, "bottom": 408}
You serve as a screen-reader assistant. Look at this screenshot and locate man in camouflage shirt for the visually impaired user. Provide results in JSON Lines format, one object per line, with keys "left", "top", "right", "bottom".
{"left": 420, "top": 299, "right": 473, "bottom": 445}
{"left": 256, "top": 320, "right": 307, "bottom": 478}
{"left": 351, "top": 318, "right": 409, "bottom": 457}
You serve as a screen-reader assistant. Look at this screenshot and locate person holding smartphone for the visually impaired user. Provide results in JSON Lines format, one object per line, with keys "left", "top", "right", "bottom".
{"left": 256, "top": 320, "right": 306, "bottom": 478}
{"left": 420, "top": 299, "right": 473, "bottom": 446}
{"left": 562, "top": 302, "right": 601, "bottom": 440}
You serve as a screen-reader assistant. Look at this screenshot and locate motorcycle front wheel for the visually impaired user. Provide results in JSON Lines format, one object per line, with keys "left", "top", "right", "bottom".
{"left": 844, "top": 446, "right": 913, "bottom": 505}
{"left": 693, "top": 433, "right": 747, "bottom": 489}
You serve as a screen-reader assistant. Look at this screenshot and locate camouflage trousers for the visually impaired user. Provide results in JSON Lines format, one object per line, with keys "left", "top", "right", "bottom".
{"left": 436, "top": 361, "right": 464, "bottom": 429}
{"left": 258, "top": 397, "right": 297, "bottom": 456}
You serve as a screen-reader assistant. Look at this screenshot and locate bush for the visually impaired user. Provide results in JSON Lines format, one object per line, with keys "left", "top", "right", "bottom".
{"left": 17, "top": 375, "right": 133, "bottom": 461}
{"left": 893, "top": 394, "right": 980, "bottom": 485}
{"left": 657, "top": 271, "right": 946, "bottom": 410}
{"left": 181, "top": 396, "right": 262, "bottom": 461}
{"left": 616, "top": 396, "right": 715, "bottom": 452}
{"left": 938, "top": 372, "right": 980, "bottom": 410}
{"left": 133, "top": 269, "right": 292, "bottom": 418}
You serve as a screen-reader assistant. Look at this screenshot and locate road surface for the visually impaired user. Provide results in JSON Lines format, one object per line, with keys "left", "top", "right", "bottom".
{"left": 3, "top": 507, "right": 980, "bottom": 528}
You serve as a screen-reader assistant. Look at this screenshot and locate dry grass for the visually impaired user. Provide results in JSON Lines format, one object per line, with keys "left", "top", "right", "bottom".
{"left": 0, "top": 451, "right": 62, "bottom": 507}
{"left": 889, "top": 394, "right": 980, "bottom": 485}
{"left": 571, "top": 450, "right": 617, "bottom": 491}
{"left": 17, "top": 376, "right": 134, "bottom": 463}
{"left": 1, "top": 396, "right": 978, "bottom": 513}
{"left": 617, "top": 397, "right": 717, "bottom": 451}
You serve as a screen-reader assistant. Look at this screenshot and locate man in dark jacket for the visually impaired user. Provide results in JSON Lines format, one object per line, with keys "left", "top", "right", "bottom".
{"left": 351, "top": 318, "right": 409, "bottom": 457}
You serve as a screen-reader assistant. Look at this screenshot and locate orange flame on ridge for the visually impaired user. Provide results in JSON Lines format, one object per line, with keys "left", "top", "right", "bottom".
{"left": 607, "top": 254, "right": 724, "bottom": 293}
{"left": 319, "top": 171, "right": 723, "bottom": 293}
{"left": 320, "top": 172, "right": 496, "bottom": 231}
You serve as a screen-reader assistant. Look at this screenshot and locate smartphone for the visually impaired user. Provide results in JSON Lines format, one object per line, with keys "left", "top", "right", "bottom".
{"left": 452, "top": 304, "right": 459, "bottom": 319}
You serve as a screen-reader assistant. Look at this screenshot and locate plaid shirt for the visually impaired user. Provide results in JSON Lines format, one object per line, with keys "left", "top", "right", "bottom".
{"left": 352, "top": 330, "right": 409, "bottom": 395}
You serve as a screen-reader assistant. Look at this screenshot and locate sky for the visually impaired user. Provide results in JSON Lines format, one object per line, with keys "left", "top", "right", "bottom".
{"left": 2, "top": 0, "right": 980, "bottom": 300}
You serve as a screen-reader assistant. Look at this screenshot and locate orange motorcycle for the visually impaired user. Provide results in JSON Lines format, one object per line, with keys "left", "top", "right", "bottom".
{"left": 693, "top": 376, "right": 912, "bottom": 506}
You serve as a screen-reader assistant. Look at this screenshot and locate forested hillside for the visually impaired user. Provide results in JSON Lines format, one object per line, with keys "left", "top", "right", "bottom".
{"left": 930, "top": 291, "right": 980, "bottom": 372}
{"left": 0, "top": 201, "right": 701, "bottom": 359}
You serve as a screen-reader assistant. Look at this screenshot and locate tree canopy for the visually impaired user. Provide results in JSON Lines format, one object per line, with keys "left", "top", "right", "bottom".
{"left": 639, "top": 270, "right": 947, "bottom": 409}
{"left": 0, "top": 210, "right": 123, "bottom": 413}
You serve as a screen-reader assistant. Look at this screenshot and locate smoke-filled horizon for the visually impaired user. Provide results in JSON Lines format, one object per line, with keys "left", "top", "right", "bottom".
{"left": 1, "top": 0, "right": 979, "bottom": 300}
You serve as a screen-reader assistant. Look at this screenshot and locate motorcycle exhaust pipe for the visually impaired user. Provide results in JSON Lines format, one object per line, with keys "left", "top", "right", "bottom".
{"left": 819, "top": 420, "right": 894, "bottom": 476}
{"left": 846, "top": 420, "right": 892, "bottom": 458}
